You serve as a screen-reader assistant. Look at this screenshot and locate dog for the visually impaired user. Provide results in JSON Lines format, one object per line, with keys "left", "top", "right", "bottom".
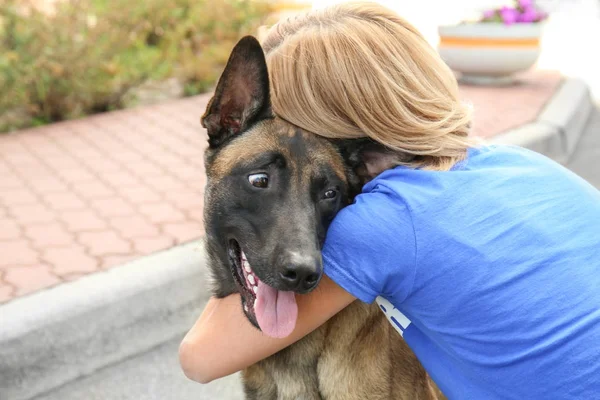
{"left": 201, "top": 35, "right": 444, "bottom": 400}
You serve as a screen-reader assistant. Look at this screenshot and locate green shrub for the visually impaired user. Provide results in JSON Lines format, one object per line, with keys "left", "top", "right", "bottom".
{"left": 0, "top": 0, "right": 273, "bottom": 132}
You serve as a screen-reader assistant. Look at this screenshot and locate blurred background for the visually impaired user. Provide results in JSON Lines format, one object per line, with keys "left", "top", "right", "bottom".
{"left": 0, "top": 0, "right": 274, "bottom": 131}
{"left": 1, "top": 1, "right": 599, "bottom": 399}
{"left": 313, "top": 0, "right": 600, "bottom": 97}
{"left": 1, "top": 0, "right": 599, "bottom": 131}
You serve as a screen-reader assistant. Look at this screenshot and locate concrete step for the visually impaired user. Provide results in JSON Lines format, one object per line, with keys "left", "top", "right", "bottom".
{"left": 32, "top": 336, "right": 243, "bottom": 400}
{"left": 0, "top": 242, "right": 210, "bottom": 400}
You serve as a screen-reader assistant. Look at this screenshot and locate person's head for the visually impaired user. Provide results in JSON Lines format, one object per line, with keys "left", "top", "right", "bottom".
{"left": 262, "top": 2, "right": 474, "bottom": 172}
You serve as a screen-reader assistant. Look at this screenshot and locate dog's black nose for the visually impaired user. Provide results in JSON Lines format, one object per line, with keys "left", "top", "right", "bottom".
{"left": 278, "top": 253, "right": 322, "bottom": 292}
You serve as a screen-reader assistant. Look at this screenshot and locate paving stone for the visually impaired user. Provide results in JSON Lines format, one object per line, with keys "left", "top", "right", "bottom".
{"left": 3, "top": 264, "right": 61, "bottom": 296}
{"left": 90, "top": 198, "right": 136, "bottom": 218}
{"left": 72, "top": 182, "right": 115, "bottom": 200}
{"left": 126, "top": 161, "right": 164, "bottom": 177}
{"left": 109, "top": 215, "right": 160, "bottom": 238}
{"left": 133, "top": 236, "right": 175, "bottom": 255}
{"left": 0, "top": 219, "right": 21, "bottom": 240}
{"left": 164, "top": 189, "right": 203, "bottom": 211}
{"left": 138, "top": 203, "right": 186, "bottom": 224}
{"left": 2, "top": 151, "right": 40, "bottom": 167}
{"left": 43, "top": 246, "right": 99, "bottom": 276}
{"left": 78, "top": 231, "right": 131, "bottom": 256}
{"left": 0, "top": 174, "right": 25, "bottom": 190}
{"left": 27, "top": 177, "right": 69, "bottom": 194}
{"left": 461, "top": 71, "right": 562, "bottom": 138}
{"left": 61, "top": 210, "right": 108, "bottom": 232}
{"left": 101, "top": 254, "right": 140, "bottom": 269}
{"left": 44, "top": 193, "right": 87, "bottom": 211}
{"left": 44, "top": 156, "right": 81, "bottom": 171}
{"left": 17, "top": 133, "right": 56, "bottom": 149}
{"left": 56, "top": 168, "right": 96, "bottom": 184}
{"left": 0, "top": 137, "right": 28, "bottom": 154}
{"left": 0, "top": 282, "right": 15, "bottom": 303}
{"left": 99, "top": 171, "right": 141, "bottom": 187}
{"left": 25, "top": 223, "right": 73, "bottom": 247}
{"left": 9, "top": 204, "right": 56, "bottom": 224}
{"left": 187, "top": 208, "right": 204, "bottom": 225}
{"left": 168, "top": 163, "right": 204, "bottom": 182}
{"left": 119, "top": 186, "right": 162, "bottom": 204}
{"left": 110, "top": 150, "right": 145, "bottom": 163}
{"left": 162, "top": 221, "right": 204, "bottom": 244}
{"left": 143, "top": 175, "right": 186, "bottom": 192}
{"left": 0, "top": 188, "right": 38, "bottom": 207}
{"left": 0, "top": 240, "right": 39, "bottom": 267}
{"left": 84, "top": 158, "right": 123, "bottom": 173}
{"left": 61, "top": 272, "right": 88, "bottom": 282}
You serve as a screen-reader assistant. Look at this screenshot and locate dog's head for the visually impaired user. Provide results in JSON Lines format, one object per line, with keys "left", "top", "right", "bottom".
{"left": 201, "top": 36, "right": 394, "bottom": 337}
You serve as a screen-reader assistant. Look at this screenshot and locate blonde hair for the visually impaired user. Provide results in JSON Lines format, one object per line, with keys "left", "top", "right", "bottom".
{"left": 262, "top": 2, "right": 474, "bottom": 171}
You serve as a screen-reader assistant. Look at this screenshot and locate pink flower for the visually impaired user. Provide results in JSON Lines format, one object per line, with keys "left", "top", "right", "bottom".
{"left": 535, "top": 10, "right": 548, "bottom": 22}
{"left": 483, "top": 9, "right": 496, "bottom": 19}
{"left": 518, "top": 0, "right": 533, "bottom": 8}
{"left": 500, "top": 6, "right": 519, "bottom": 25}
{"left": 518, "top": 6, "right": 538, "bottom": 23}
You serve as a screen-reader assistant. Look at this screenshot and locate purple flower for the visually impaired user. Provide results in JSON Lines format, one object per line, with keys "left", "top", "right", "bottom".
{"left": 483, "top": 9, "right": 496, "bottom": 19}
{"left": 535, "top": 10, "right": 548, "bottom": 22}
{"left": 518, "top": 0, "right": 533, "bottom": 8}
{"left": 518, "top": 6, "right": 538, "bottom": 23}
{"left": 500, "top": 6, "right": 519, "bottom": 25}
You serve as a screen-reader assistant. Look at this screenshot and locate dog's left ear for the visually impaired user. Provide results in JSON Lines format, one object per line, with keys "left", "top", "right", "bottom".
{"left": 201, "top": 36, "right": 273, "bottom": 148}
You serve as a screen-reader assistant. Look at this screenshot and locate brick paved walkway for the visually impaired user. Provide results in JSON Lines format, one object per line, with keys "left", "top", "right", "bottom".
{"left": 0, "top": 70, "right": 562, "bottom": 303}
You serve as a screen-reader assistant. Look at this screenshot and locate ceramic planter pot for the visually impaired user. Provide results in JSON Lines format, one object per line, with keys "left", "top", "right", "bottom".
{"left": 438, "top": 23, "right": 544, "bottom": 85}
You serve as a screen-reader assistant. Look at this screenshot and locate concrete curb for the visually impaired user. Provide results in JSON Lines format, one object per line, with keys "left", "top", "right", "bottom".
{"left": 490, "top": 78, "right": 594, "bottom": 164}
{"left": 0, "top": 241, "right": 209, "bottom": 400}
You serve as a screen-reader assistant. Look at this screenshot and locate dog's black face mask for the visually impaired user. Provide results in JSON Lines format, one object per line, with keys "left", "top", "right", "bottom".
{"left": 201, "top": 36, "right": 355, "bottom": 332}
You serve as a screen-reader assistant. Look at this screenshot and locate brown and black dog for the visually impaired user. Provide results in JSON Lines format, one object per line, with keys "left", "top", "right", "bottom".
{"left": 201, "top": 36, "right": 444, "bottom": 400}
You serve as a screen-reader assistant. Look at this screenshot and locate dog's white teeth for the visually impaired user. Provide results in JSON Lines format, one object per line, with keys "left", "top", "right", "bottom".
{"left": 241, "top": 251, "right": 247, "bottom": 262}
{"left": 243, "top": 262, "right": 251, "bottom": 273}
{"left": 253, "top": 286, "right": 258, "bottom": 294}
{"left": 248, "top": 274, "right": 255, "bottom": 285}
{"left": 244, "top": 304, "right": 249, "bottom": 312}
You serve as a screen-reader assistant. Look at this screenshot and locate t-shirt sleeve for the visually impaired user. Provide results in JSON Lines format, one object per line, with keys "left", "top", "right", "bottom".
{"left": 321, "top": 187, "right": 417, "bottom": 304}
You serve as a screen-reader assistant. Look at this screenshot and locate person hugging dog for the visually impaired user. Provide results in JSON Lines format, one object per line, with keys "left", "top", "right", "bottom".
{"left": 180, "top": 2, "right": 600, "bottom": 399}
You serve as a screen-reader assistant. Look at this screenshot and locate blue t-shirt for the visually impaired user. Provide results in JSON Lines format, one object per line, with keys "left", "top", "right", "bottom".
{"left": 322, "top": 145, "right": 600, "bottom": 399}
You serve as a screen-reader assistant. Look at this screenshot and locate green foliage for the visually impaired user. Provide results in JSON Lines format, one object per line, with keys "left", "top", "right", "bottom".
{"left": 0, "top": 0, "right": 272, "bottom": 132}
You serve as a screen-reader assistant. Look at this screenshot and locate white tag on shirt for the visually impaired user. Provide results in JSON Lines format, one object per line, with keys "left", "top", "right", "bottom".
{"left": 376, "top": 296, "right": 411, "bottom": 337}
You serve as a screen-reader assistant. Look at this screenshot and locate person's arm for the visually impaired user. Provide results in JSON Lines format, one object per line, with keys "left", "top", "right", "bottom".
{"left": 179, "top": 275, "right": 356, "bottom": 384}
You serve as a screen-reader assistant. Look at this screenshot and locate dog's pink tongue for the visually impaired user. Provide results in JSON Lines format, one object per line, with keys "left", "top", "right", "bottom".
{"left": 255, "top": 281, "right": 298, "bottom": 339}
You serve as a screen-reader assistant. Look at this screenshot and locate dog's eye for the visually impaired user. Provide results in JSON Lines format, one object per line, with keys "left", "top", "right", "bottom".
{"left": 248, "top": 173, "right": 269, "bottom": 188}
{"left": 323, "top": 189, "right": 337, "bottom": 199}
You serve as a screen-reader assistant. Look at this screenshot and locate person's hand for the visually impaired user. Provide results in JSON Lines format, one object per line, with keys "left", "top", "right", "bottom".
{"left": 179, "top": 275, "right": 356, "bottom": 383}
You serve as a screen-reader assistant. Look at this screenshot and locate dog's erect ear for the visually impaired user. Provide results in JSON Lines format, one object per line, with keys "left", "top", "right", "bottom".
{"left": 201, "top": 36, "right": 273, "bottom": 148}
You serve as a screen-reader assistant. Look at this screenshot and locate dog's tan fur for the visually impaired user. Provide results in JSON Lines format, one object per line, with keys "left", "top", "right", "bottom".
{"left": 242, "top": 300, "right": 443, "bottom": 400}
{"left": 208, "top": 121, "right": 347, "bottom": 183}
